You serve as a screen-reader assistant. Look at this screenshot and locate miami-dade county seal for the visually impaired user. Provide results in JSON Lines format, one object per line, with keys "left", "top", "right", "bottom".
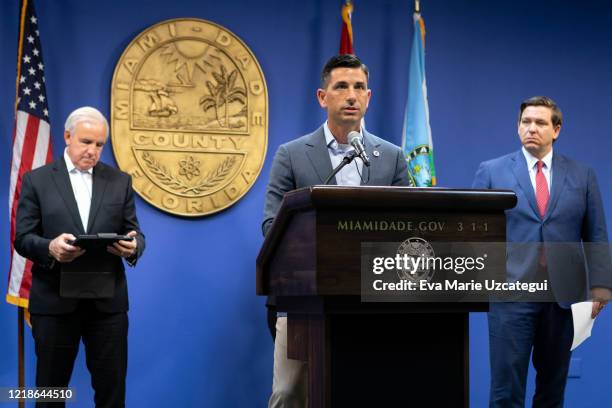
{"left": 111, "top": 18, "right": 267, "bottom": 216}
{"left": 396, "top": 237, "right": 436, "bottom": 283}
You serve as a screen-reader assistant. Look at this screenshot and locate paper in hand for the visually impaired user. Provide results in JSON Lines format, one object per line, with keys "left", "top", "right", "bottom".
{"left": 571, "top": 301, "right": 595, "bottom": 351}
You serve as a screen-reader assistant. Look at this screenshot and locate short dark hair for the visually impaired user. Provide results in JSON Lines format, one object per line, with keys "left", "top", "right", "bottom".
{"left": 320, "top": 54, "right": 369, "bottom": 89}
{"left": 519, "top": 96, "right": 563, "bottom": 128}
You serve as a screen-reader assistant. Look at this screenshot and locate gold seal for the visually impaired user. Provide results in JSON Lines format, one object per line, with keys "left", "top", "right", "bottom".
{"left": 111, "top": 18, "right": 268, "bottom": 216}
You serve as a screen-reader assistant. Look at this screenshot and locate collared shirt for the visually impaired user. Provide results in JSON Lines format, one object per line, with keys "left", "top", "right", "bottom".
{"left": 522, "top": 146, "right": 552, "bottom": 193}
{"left": 323, "top": 121, "right": 364, "bottom": 186}
{"left": 64, "top": 148, "right": 93, "bottom": 231}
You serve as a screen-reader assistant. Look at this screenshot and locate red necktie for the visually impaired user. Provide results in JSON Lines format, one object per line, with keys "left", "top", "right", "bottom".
{"left": 535, "top": 160, "right": 550, "bottom": 272}
{"left": 535, "top": 160, "right": 549, "bottom": 218}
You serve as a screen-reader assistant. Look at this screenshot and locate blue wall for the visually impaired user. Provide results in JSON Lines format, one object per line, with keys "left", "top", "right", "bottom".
{"left": 1, "top": 0, "right": 611, "bottom": 406}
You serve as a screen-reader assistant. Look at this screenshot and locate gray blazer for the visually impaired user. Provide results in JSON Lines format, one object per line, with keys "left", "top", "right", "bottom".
{"left": 262, "top": 126, "right": 410, "bottom": 236}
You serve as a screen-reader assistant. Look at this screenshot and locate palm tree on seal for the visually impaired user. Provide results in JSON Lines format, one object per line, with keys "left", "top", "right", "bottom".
{"left": 199, "top": 65, "right": 246, "bottom": 128}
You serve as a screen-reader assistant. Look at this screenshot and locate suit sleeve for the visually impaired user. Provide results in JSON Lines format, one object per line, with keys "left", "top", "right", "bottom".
{"left": 122, "top": 176, "right": 146, "bottom": 266}
{"left": 391, "top": 148, "right": 411, "bottom": 186}
{"left": 14, "top": 172, "right": 54, "bottom": 267}
{"left": 472, "top": 162, "right": 491, "bottom": 189}
{"left": 582, "top": 167, "right": 612, "bottom": 289}
{"left": 262, "top": 144, "right": 296, "bottom": 236}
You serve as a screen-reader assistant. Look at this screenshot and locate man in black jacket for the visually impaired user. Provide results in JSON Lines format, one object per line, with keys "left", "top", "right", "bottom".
{"left": 15, "top": 106, "right": 145, "bottom": 408}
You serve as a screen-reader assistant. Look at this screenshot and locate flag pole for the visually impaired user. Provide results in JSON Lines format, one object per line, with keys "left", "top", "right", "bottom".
{"left": 415, "top": 0, "right": 420, "bottom": 14}
{"left": 15, "top": 2, "right": 28, "bottom": 407}
{"left": 18, "top": 307, "right": 25, "bottom": 408}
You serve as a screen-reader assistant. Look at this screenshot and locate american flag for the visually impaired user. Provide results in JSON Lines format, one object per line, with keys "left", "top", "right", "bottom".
{"left": 6, "top": 0, "right": 53, "bottom": 308}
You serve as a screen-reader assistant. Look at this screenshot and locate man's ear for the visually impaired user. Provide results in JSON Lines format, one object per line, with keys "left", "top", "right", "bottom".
{"left": 316, "top": 89, "right": 327, "bottom": 108}
{"left": 552, "top": 125, "right": 561, "bottom": 141}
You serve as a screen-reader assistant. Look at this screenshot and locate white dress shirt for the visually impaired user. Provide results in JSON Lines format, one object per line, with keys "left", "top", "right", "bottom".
{"left": 64, "top": 148, "right": 93, "bottom": 231}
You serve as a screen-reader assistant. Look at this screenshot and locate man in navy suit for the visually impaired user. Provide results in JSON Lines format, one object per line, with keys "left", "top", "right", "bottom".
{"left": 472, "top": 96, "right": 612, "bottom": 407}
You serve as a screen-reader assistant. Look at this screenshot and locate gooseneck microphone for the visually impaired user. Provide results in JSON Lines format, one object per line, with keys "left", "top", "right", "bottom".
{"left": 348, "top": 131, "right": 370, "bottom": 167}
{"left": 323, "top": 152, "right": 357, "bottom": 185}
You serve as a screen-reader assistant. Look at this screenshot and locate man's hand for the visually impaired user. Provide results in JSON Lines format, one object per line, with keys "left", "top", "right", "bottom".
{"left": 591, "top": 287, "right": 611, "bottom": 318}
{"left": 48, "top": 233, "right": 85, "bottom": 263}
{"left": 107, "top": 230, "right": 138, "bottom": 259}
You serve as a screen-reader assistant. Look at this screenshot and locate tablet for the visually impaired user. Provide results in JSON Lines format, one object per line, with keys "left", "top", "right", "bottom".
{"left": 69, "top": 233, "right": 134, "bottom": 249}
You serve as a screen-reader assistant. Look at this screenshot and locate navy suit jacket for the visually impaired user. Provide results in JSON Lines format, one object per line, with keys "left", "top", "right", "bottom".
{"left": 14, "top": 157, "right": 146, "bottom": 314}
{"left": 472, "top": 150, "right": 612, "bottom": 303}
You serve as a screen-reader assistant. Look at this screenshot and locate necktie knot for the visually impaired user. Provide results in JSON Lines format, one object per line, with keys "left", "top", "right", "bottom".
{"left": 536, "top": 160, "right": 544, "bottom": 171}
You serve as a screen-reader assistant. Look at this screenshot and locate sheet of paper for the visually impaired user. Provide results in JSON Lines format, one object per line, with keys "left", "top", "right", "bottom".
{"left": 571, "top": 301, "right": 595, "bottom": 351}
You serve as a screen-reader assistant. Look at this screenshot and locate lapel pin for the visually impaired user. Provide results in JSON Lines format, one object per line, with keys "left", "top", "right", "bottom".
{"left": 373, "top": 150, "right": 380, "bottom": 157}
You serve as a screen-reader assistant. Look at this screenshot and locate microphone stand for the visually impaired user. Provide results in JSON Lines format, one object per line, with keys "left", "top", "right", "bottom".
{"left": 324, "top": 152, "right": 358, "bottom": 185}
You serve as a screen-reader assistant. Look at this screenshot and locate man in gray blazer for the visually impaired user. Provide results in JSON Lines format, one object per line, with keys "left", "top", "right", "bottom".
{"left": 262, "top": 54, "right": 410, "bottom": 408}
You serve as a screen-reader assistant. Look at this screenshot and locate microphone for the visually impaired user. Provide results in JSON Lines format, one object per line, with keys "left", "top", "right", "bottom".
{"left": 348, "top": 131, "right": 370, "bottom": 167}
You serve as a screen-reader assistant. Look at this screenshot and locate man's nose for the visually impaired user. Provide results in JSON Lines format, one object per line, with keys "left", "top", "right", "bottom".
{"left": 346, "top": 87, "right": 356, "bottom": 102}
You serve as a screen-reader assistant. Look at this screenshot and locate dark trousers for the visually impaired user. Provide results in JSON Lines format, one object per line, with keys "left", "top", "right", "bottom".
{"left": 31, "top": 302, "right": 128, "bottom": 408}
{"left": 488, "top": 302, "right": 573, "bottom": 408}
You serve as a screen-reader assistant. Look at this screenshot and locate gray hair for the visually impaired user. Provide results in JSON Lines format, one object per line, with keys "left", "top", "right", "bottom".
{"left": 64, "top": 106, "right": 109, "bottom": 138}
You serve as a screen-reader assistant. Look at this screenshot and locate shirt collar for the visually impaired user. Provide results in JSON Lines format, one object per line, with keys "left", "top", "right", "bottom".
{"left": 521, "top": 146, "right": 553, "bottom": 170}
{"left": 64, "top": 148, "right": 93, "bottom": 175}
{"left": 323, "top": 121, "right": 363, "bottom": 150}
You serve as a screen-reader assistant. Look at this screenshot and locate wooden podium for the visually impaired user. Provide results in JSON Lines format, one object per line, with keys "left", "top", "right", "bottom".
{"left": 257, "top": 186, "right": 516, "bottom": 407}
